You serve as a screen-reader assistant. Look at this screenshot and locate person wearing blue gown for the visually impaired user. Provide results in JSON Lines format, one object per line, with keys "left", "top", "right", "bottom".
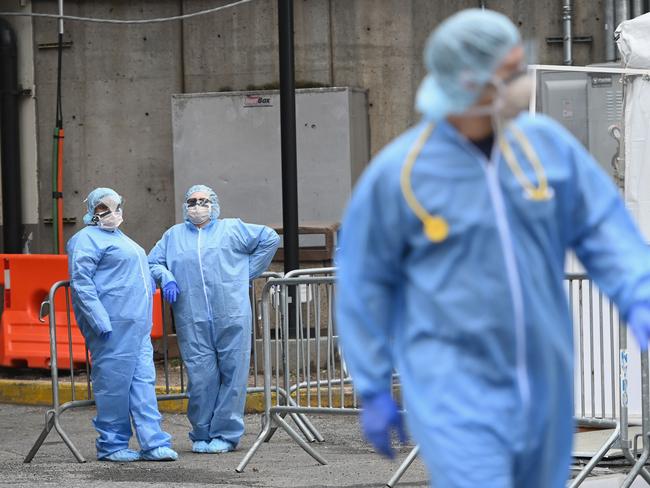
{"left": 148, "top": 184, "right": 280, "bottom": 454}
{"left": 335, "top": 9, "right": 650, "bottom": 487}
{"left": 68, "top": 187, "right": 178, "bottom": 462}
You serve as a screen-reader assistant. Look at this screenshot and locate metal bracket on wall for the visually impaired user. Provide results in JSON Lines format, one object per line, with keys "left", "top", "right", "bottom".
{"left": 43, "top": 217, "right": 76, "bottom": 225}
{"left": 545, "top": 36, "right": 593, "bottom": 45}
{"left": 17, "top": 86, "right": 32, "bottom": 97}
{"left": 37, "top": 41, "right": 72, "bottom": 50}
{"left": 0, "top": 87, "right": 32, "bottom": 96}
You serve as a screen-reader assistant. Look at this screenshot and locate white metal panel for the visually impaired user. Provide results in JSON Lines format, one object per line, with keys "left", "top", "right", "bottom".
{"left": 171, "top": 87, "right": 369, "bottom": 227}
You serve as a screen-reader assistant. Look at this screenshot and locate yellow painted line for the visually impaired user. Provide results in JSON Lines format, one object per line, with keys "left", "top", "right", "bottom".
{"left": 0, "top": 379, "right": 367, "bottom": 413}
{"left": 0, "top": 379, "right": 270, "bottom": 414}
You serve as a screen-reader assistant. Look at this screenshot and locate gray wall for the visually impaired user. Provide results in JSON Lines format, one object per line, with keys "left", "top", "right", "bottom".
{"left": 2, "top": 0, "right": 612, "bottom": 253}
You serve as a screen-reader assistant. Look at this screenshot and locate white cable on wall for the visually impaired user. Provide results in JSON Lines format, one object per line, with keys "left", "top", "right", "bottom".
{"left": 0, "top": 0, "right": 255, "bottom": 25}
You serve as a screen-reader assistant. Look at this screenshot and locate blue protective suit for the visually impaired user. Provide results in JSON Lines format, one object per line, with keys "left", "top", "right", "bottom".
{"left": 336, "top": 113, "right": 650, "bottom": 487}
{"left": 148, "top": 218, "right": 280, "bottom": 445}
{"left": 68, "top": 226, "right": 172, "bottom": 459}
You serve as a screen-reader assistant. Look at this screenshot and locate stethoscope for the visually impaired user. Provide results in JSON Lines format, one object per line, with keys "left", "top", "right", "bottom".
{"left": 400, "top": 122, "right": 553, "bottom": 243}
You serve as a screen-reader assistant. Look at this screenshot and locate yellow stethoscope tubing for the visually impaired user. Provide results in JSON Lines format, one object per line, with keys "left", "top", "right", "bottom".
{"left": 399, "top": 122, "right": 550, "bottom": 242}
{"left": 498, "top": 124, "right": 550, "bottom": 200}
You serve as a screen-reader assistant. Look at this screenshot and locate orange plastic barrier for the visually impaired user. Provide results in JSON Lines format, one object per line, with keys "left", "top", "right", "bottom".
{"left": 0, "top": 254, "right": 163, "bottom": 369}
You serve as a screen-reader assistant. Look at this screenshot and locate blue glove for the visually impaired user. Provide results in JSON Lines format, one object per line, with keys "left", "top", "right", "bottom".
{"left": 163, "top": 281, "right": 180, "bottom": 304}
{"left": 99, "top": 330, "right": 112, "bottom": 341}
{"left": 628, "top": 302, "right": 650, "bottom": 351}
{"left": 361, "top": 391, "right": 407, "bottom": 459}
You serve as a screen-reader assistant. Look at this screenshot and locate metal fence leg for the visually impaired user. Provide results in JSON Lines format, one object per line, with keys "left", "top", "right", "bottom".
{"left": 271, "top": 412, "right": 327, "bottom": 465}
{"left": 568, "top": 427, "right": 619, "bottom": 488}
{"left": 290, "top": 413, "right": 316, "bottom": 443}
{"left": 621, "top": 448, "right": 650, "bottom": 488}
{"left": 276, "top": 387, "right": 325, "bottom": 442}
{"left": 295, "top": 412, "right": 325, "bottom": 442}
{"left": 386, "top": 445, "right": 419, "bottom": 488}
{"left": 54, "top": 416, "right": 86, "bottom": 463}
{"left": 236, "top": 417, "right": 273, "bottom": 473}
{"left": 24, "top": 410, "right": 55, "bottom": 463}
{"left": 264, "top": 411, "right": 324, "bottom": 444}
{"left": 24, "top": 409, "right": 86, "bottom": 464}
{"left": 264, "top": 411, "right": 286, "bottom": 443}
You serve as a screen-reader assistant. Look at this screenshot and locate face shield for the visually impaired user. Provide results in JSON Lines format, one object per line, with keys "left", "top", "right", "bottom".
{"left": 460, "top": 67, "right": 533, "bottom": 121}
{"left": 84, "top": 191, "right": 124, "bottom": 230}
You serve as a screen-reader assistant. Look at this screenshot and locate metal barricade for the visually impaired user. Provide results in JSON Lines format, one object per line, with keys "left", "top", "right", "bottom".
{"left": 250, "top": 272, "right": 284, "bottom": 388}
{"left": 237, "top": 274, "right": 358, "bottom": 471}
{"left": 238, "top": 271, "right": 414, "bottom": 486}
{"left": 238, "top": 272, "right": 410, "bottom": 488}
{"left": 24, "top": 272, "right": 281, "bottom": 463}
{"left": 568, "top": 273, "right": 650, "bottom": 487}
{"left": 237, "top": 271, "right": 650, "bottom": 488}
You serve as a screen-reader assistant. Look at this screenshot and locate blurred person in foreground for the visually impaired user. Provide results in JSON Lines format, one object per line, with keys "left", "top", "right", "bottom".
{"left": 335, "top": 9, "right": 650, "bottom": 487}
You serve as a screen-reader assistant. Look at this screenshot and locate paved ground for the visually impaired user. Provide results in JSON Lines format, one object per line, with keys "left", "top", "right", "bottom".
{"left": 0, "top": 403, "right": 428, "bottom": 488}
{"left": 5, "top": 402, "right": 650, "bottom": 487}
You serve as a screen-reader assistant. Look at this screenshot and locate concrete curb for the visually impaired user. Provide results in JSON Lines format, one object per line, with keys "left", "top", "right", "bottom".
{"left": 0, "top": 379, "right": 266, "bottom": 414}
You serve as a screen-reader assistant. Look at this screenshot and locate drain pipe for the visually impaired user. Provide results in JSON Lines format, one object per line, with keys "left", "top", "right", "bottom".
{"left": 562, "top": 0, "right": 573, "bottom": 65}
{"left": 604, "top": 0, "right": 616, "bottom": 61}
{"left": 615, "top": 0, "right": 630, "bottom": 26}
{"left": 0, "top": 19, "right": 23, "bottom": 253}
{"left": 631, "top": 0, "right": 643, "bottom": 17}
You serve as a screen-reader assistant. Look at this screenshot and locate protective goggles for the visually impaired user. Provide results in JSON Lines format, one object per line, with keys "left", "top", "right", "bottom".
{"left": 186, "top": 197, "right": 211, "bottom": 208}
{"left": 91, "top": 206, "right": 122, "bottom": 223}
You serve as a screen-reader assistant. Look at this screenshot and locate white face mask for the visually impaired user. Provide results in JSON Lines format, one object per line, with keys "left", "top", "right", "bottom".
{"left": 495, "top": 73, "right": 533, "bottom": 120}
{"left": 461, "top": 72, "right": 533, "bottom": 121}
{"left": 97, "top": 209, "right": 123, "bottom": 230}
{"left": 187, "top": 205, "right": 211, "bottom": 225}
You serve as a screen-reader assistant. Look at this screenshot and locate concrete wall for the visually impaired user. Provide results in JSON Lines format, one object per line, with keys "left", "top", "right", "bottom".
{"left": 0, "top": 0, "right": 616, "bottom": 252}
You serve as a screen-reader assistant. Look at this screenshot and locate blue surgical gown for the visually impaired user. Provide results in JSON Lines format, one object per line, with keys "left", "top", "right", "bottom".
{"left": 336, "top": 113, "right": 650, "bottom": 487}
{"left": 67, "top": 226, "right": 172, "bottom": 459}
{"left": 148, "top": 218, "right": 280, "bottom": 445}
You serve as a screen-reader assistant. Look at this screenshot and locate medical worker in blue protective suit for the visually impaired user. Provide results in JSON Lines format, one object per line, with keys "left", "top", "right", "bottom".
{"left": 336, "top": 9, "right": 650, "bottom": 488}
{"left": 67, "top": 188, "right": 178, "bottom": 462}
{"left": 148, "top": 185, "right": 280, "bottom": 454}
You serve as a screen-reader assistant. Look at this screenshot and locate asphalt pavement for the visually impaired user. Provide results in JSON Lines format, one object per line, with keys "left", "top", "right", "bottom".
{"left": 0, "top": 404, "right": 428, "bottom": 487}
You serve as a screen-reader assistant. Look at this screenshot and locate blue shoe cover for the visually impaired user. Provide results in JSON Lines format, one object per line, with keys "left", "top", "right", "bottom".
{"left": 101, "top": 448, "right": 141, "bottom": 462}
{"left": 192, "top": 440, "right": 210, "bottom": 453}
{"left": 207, "top": 438, "right": 234, "bottom": 453}
{"left": 140, "top": 446, "right": 178, "bottom": 461}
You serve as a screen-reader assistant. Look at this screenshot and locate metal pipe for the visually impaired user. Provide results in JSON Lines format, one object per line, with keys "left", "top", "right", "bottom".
{"left": 632, "top": 0, "right": 644, "bottom": 17}
{"left": 616, "top": 0, "right": 630, "bottom": 28}
{"left": 277, "top": 1, "right": 299, "bottom": 338}
{"left": 605, "top": 0, "right": 616, "bottom": 62}
{"left": 58, "top": 0, "right": 64, "bottom": 34}
{"left": 278, "top": 0, "right": 300, "bottom": 337}
{"left": 562, "top": 0, "right": 573, "bottom": 65}
{"left": 277, "top": 0, "right": 299, "bottom": 336}
{"left": 0, "top": 19, "right": 23, "bottom": 253}
{"left": 386, "top": 446, "right": 421, "bottom": 488}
